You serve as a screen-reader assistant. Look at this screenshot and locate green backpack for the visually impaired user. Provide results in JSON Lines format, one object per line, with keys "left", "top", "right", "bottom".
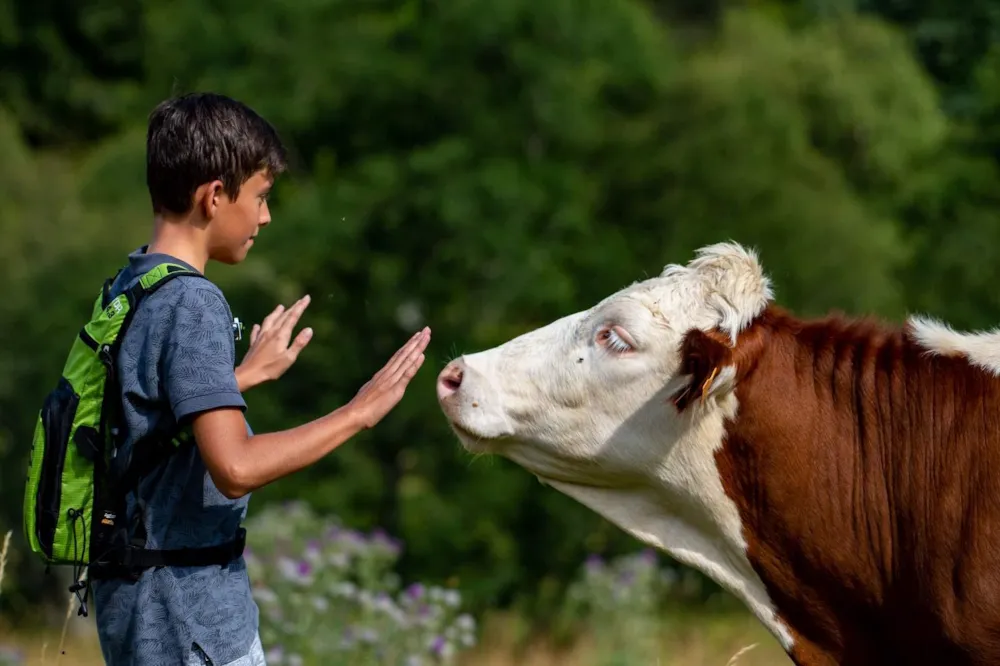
{"left": 22, "top": 261, "right": 247, "bottom": 616}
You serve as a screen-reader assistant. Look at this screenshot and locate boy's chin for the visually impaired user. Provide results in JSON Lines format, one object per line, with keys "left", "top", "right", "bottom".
{"left": 210, "top": 245, "right": 251, "bottom": 265}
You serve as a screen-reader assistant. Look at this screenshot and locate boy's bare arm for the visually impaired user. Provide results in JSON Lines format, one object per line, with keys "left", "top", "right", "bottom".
{"left": 193, "top": 327, "right": 431, "bottom": 499}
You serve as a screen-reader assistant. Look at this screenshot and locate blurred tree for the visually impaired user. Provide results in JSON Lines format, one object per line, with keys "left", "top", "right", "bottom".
{"left": 0, "top": 0, "right": 145, "bottom": 147}
{"left": 606, "top": 10, "right": 947, "bottom": 318}
{"left": 855, "top": 0, "right": 1000, "bottom": 117}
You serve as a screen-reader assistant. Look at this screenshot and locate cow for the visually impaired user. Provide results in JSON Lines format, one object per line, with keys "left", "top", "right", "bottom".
{"left": 435, "top": 242, "right": 1000, "bottom": 666}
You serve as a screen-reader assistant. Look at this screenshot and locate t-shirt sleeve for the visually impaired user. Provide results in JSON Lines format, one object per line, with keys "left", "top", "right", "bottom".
{"left": 159, "top": 283, "right": 247, "bottom": 422}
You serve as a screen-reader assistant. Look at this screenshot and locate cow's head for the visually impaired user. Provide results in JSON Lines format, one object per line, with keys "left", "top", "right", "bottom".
{"left": 436, "top": 242, "right": 793, "bottom": 649}
{"left": 436, "top": 242, "right": 773, "bottom": 487}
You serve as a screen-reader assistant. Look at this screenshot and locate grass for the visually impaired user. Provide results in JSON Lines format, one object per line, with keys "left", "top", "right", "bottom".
{"left": 457, "top": 610, "right": 790, "bottom": 666}
{"left": 0, "top": 610, "right": 791, "bottom": 666}
{"left": 0, "top": 528, "right": 792, "bottom": 666}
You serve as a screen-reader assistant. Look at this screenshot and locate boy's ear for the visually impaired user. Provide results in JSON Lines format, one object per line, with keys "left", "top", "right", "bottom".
{"left": 194, "top": 180, "right": 225, "bottom": 220}
{"left": 671, "top": 328, "right": 738, "bottom": 411}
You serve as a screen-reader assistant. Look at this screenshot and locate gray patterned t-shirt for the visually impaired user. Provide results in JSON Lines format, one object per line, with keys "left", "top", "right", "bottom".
{"left": 93, "top": 247, "right": 259, "bottom": 665}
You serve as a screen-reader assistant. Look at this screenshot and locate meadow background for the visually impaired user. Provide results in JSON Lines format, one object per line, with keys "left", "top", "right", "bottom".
{"left": 2, "top": 0, "right": 1000, "bottom": 663}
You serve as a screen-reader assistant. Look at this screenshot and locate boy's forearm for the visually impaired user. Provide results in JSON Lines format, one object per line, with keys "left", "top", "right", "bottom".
{"left": 196, "top": 404, "right": 366, "bottom": 499}
{"left": 236, "top": 407, "right": 366, "bottom": 494}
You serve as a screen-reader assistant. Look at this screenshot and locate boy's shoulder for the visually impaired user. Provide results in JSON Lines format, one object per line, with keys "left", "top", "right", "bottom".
{"left": 114, "top": 246, "right": 232, "bottom": 323}
{"left": 111, "top": 246, "right": 238, "bottom": 362}
{"left": 118, "top": 245, "right": 222, "bottom": 294}
{"left": 113, "top": 247, "right": 246, "bottom": 419}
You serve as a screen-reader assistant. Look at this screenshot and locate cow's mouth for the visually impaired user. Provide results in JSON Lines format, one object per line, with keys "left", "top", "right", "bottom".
{"left": 446, "top": 418, "right": 508, "bottom": 451}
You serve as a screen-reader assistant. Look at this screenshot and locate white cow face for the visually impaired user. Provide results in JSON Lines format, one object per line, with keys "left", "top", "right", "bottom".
{"left": 435, "top": 242, "right": 798, "bottom": 653}
{"left": 435, "top": 242, "right": 774, "bottom": 486}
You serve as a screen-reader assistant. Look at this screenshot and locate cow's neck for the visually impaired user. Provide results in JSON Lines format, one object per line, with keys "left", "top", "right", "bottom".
{"left": 550, "top": 311, "right": 910, "bottom": 666}
{"left": 710, "top": 309, "right": 919, "bottom": 665}
{"left": 543, "top": 386, "right": 800, "bottom": 657}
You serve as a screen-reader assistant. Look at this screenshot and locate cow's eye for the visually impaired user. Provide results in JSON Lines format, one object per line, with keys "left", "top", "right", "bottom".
{"left": 596, "top": 326, "right": 634, "bottom": 354}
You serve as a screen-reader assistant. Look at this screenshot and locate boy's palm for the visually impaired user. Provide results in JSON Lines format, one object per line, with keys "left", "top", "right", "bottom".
{"left": 238, "top": 295, "right": 313, "bottom": 386}
{"left": 349, "top": 327, "right": 431, "bottom": 429}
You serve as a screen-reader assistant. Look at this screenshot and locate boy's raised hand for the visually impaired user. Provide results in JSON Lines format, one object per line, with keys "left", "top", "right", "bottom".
{"left": 236, "top": 295, "right": 313, "bottom": 391}
{"left": 348, "top": 327, "right": 431, "bottom": 429}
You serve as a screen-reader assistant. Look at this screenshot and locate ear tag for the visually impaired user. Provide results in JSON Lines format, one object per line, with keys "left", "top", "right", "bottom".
{"left": 700, "top": 366, "right": 720, "bottom": 403}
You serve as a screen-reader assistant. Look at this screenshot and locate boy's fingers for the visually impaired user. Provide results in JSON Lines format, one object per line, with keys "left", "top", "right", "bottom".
{"left": 287, "top": 327, "right": 314, "bottom": 359}
{"left": 261, "top": 304, "right": 285, "bottom": 331}
{"left": 369, "top": 328, "right": 429, "bottom": 390}
{"left": 250, "top": 324, "right": 260, "bottom": 346}
{"left": 278, "top": 295, "right": 311, "bottom": 336}
{"left": 383, "top": 329, "right": 428, "bottom": 379}
{"left": 377, "top": 330, "right": 424, "bottom": 379}
{"left": 401, "top": 354, "right": 426, "bottom": 381}
{"left": 388, "top": 339, "right": 429, "bottom": 384}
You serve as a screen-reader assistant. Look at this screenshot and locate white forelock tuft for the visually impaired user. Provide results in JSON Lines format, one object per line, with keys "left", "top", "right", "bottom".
{"left": 661, "top": 242, "right": 774, "bottom": 345}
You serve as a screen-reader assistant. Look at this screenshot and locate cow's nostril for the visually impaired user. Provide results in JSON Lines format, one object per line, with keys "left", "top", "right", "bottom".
{"left": 436, "top": 361, "right": 465, "bottom": 400}
{"left": 443, "top": 370, "right": 463, "bottom": 391}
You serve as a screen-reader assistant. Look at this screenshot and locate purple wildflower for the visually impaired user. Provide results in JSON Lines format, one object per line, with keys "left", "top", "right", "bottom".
{"left": 585, "top": 554, "right": 604, "bottom": 572}
{"left": 405, "top": 582, "right": 425, "bottom": 601}
{"left": 344, "top": 529, "right": 367, "bottom": 550}
{"left": 371, "top": 527, "right": 403, "bottom": 555}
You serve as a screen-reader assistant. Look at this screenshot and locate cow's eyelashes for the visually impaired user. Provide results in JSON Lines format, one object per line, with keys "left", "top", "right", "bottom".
{"left": 596, "top": 325, "right": 635, "bottom": 354}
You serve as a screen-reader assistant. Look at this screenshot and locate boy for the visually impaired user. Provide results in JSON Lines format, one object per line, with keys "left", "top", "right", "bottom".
{"left": 92, "top": 92, "right": 430, "bottom": 666}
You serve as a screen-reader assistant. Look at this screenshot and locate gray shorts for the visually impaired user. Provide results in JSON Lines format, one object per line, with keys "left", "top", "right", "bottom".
{"left": 186, "top": 634, "right": 266, "bottom": 666}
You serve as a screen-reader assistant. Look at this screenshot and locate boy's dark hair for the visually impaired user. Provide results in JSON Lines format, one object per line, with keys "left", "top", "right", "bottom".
{"left": 146, "top": 92, "right": 288, "bottom": 215}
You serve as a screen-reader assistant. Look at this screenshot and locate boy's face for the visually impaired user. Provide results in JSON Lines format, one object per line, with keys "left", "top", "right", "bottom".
{"left": 207, "top": 170, "right": 274, "bottom": 264}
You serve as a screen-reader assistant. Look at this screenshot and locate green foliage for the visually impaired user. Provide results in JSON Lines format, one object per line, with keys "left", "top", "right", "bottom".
{"left": 3, "top": 0, "right": 1000, "bottom": 633}
{"left": 604, "top": 10, "right": 945, "bottom": 318}
{"left": 0, "top": 0, "right": 145, "bottom": 146}
{"left": 855, "top": 0, "right": 1000, "bottom": 116}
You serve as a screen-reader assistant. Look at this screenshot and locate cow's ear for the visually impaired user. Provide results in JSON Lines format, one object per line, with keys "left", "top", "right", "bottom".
{"left": 671, "top": 328, "right": 736, "bottom": 411}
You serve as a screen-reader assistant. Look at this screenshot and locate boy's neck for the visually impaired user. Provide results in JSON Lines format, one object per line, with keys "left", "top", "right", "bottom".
{"left": 147, "top": 214, "right": 211, "bottom": 274}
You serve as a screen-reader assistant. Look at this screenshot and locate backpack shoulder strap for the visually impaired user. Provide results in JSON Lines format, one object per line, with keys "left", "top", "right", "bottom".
{"left": 85, "top": 262, "right": 205, "bottom": 370}
{"left": 125, "top": 262, "right": 205, "bottom": 307}
{"left": 103, "top": 260, "right": 207, "bottom": 450}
